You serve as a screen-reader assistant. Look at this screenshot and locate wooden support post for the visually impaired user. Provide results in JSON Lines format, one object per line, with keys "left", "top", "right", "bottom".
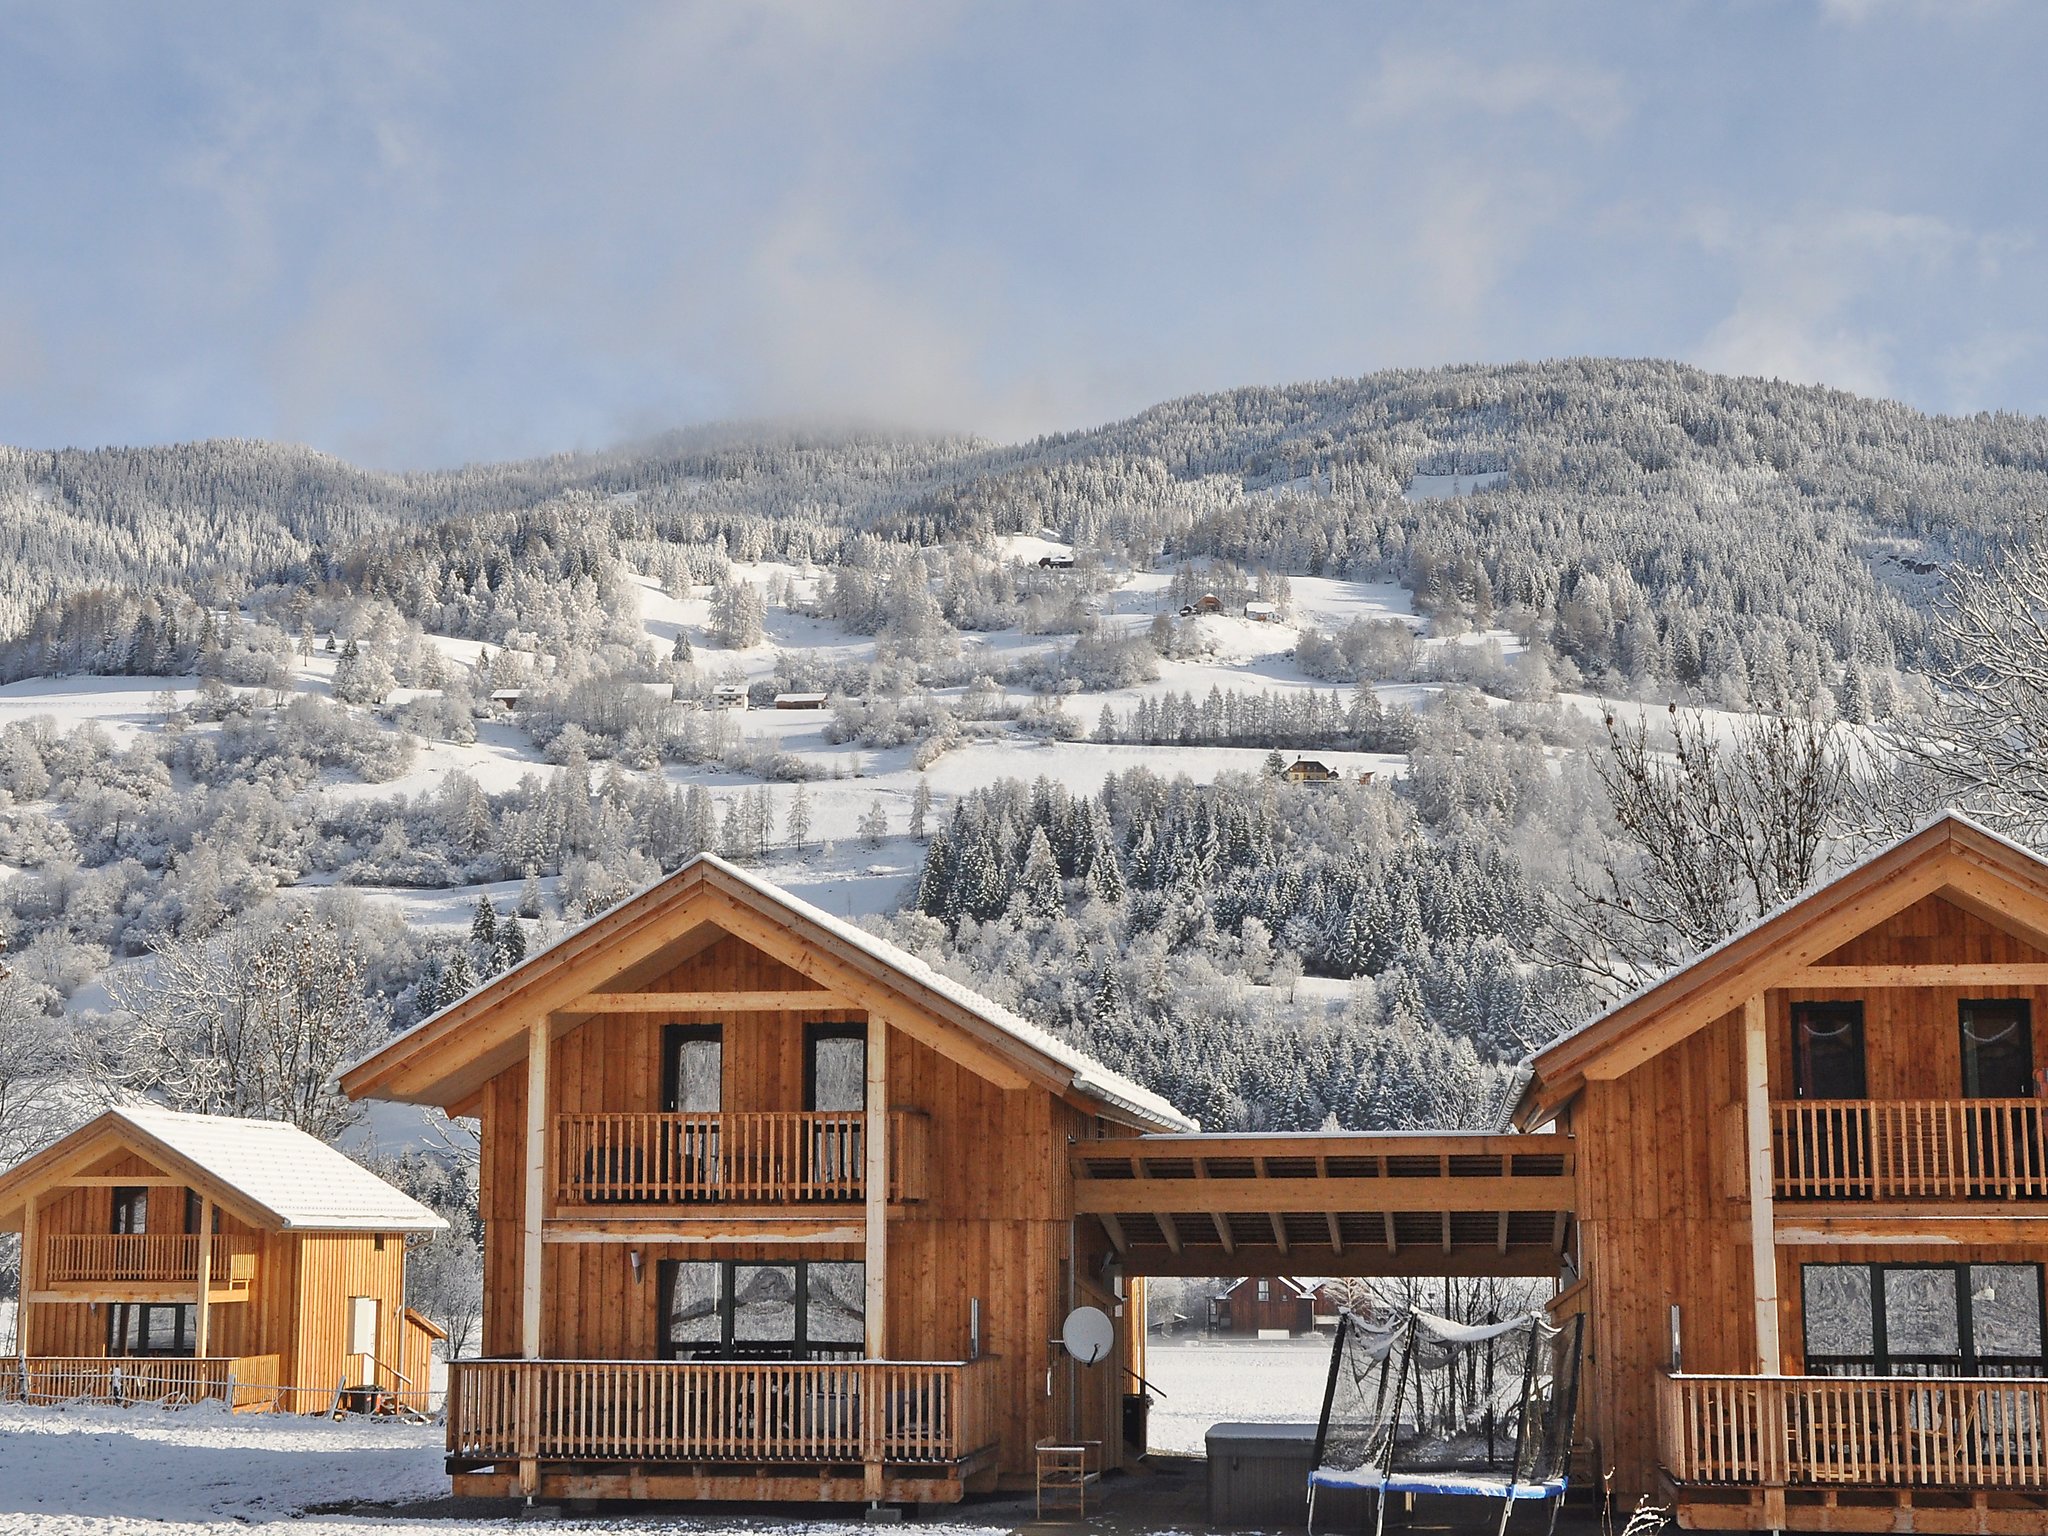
{"left": 522, "top": 1016, "right": 548, "bottom": 1361}
{"left": 864, "top": 1009, "right": 889, "bottom": 1502}
{"left": 18, "top": 1192, "right": 34, "bottom": 1362}
{"left": 1743, "top": 994, "right": 1781, "bottom": 1374}
{"left": 193, "top": 1197, "right": 213, "bottom": 1358}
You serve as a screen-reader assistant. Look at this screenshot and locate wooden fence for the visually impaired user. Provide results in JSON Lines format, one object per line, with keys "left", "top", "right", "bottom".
{"left": 1660, "top": 1372, "right": 2048, "bottom": 1489}
{"left": 447, "top": 1357, "right": 997, "bottom": 1467}
{"left": 555, "top": 1111, "right": 930, "bottom": 1205}
{"left": 1772, "top": 1098, "right": 2048, "bottom": 1201}
{"left": 0, "top": 1354, "right": 279, "bottom": 1409}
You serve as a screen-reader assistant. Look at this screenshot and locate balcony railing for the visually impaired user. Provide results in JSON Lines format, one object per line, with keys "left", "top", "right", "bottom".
{"left": 1772, "top": 1098, "right": 2048, "bottom": 1201}
{"left": 554, "top": 1111, "right": 931, "bottom": 1206}
{"left": 1660, "top": 1372, "right": 2048, "bottom": 1489}
{"left": 0, "top": 1354, "right": 279, "bottom": 1410}
{"left": 42, "top": 1233, "right": 258, "bottom": 1287}
{"left": 446, "top": 1357, "right": 999, "bottom": 1468}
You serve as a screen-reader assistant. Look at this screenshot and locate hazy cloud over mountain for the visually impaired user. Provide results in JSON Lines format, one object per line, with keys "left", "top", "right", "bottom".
{"left": 3, "top": 1, "right": 2045, "bottom": 466}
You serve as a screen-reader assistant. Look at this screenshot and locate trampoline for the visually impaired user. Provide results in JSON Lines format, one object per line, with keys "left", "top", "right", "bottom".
{"left": 1307, "top": 1307, "right": 1584, "bottom": 1536}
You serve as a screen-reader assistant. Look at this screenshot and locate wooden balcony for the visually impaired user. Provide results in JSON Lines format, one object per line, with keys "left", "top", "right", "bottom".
{"left": 1773, "top": 1099, "right": 2048, "bottom": 1202}
{"left": 446, "top": 1357, "right": 999, "bottom": 1501}
{"left": 554, "top": 1111, "right": 930, "bottom": 1207}
{"left": 1661, "top": 1371, "right": 2048, "bottom": 1489}
{"left": 39, "top": 1233, "right": 258, "bottom": 1296}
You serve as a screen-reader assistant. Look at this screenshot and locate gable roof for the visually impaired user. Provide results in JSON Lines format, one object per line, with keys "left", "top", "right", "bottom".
{"left": 1519, "top": 811, "right": 2048, "bottom": 1125}
{"left": 341, "top": 854, "right": 1195, "bottom": 1132}
{"left": 0, "top": 1106, "right": 446, "bottom": 1234}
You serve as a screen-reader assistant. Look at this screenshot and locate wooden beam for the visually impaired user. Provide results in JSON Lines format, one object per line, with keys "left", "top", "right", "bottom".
{"left": 557, "top": 989, "right": 849, "bottom": 1016}
{"left": 1382, "top": 1213, "right": 1397, "bottom": 1254}
{"left": 1099, "top": 1213, "right": 1129, "bottom": 1255}
{"left": 1776, "top": 1214, "right": 2048, "bottom": 1244}
{"left": 52, "top": 1177, "right": 189, "bottom": 1188}
{"left": 543, "top": 1219, "right": 865, "bottom": 1244}
{"left": 1743, "top": 994, "right": 1780, "bottom": 1373}
{"left": 1268, "top": 1213, "right": 1288, "bottom": 1253}
{"left": 864, "top": 1010, "right": 888, "bottom": 1360}
{"left": 193, "top": 1197, "right": 213, "bottom": 1358}
{"left": 1073, "top": 1176, "right": 1577, "bottom": 1214}
{"left": 1325, "top": 1213, "right": 1343, "bottom": 1254}
{"left": 522, "top": 1014, "right": 547, "bottom": 1359}
{"left": 1786, "top": 963, "right": 2048, "bottom": 987}
{"left": 1119, "top": 1247, "right": 1562, "bottom": 1280}
{"left": 18, "top": 1191, "right": 33, "bottom": 1360}
{"left": 1157, "top": 1213, "right": 1182, "bottom": 1255}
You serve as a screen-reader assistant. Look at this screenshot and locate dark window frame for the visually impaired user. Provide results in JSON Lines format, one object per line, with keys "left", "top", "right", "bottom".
{"left": 1959, "top": 998, "right": 2035, "bottom": 1099}
{"left": 1801, "top": 1260, "right": 2048, "bottom": 1378}
{"left": 110, "top": 1186, "right": 147, "bottom": 1234}
{"left": 106, "top": 1302, "right": 198, "bottom": 1358}
{"left": 1791, "top": 1000, "right": 1868, "bottom": 1099}
{"left": 655, "top": 1257, "right": 865, "bottom": 1361}
{"left": 661, "top": 1023, "right": 724, "bottom": 1113}
{"left": 803, "top": 1022, "right": 867, "bottom": 1112}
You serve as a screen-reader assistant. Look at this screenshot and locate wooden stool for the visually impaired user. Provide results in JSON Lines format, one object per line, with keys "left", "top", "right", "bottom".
{"left": 1035, "top": 1441, "right": 1094, "bottom": 1521}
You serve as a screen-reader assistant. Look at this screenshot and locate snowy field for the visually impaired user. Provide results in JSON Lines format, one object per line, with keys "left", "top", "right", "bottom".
{"left": 1143, "top": 1335, "right": 1333, "bottom": 1455}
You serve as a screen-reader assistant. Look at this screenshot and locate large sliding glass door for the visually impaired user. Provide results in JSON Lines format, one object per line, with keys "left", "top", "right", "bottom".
{"left": 1802, "top": 1262, "right": 2046, "bottom": 1378}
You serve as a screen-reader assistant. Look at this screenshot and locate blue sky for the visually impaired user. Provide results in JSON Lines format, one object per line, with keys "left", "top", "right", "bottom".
{"left": 2, "top": 1, "right": 2044, "bottom": 467}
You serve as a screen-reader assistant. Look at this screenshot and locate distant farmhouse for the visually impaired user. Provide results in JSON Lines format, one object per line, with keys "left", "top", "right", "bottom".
{"left": 1285, "top": 758, "right": 1340, "bottom": 784}
{"left": 773, "top": 692, "right": 829, "bottom": 710}
{"left": 710, "top": 682, "right": 749, "bottom": 710}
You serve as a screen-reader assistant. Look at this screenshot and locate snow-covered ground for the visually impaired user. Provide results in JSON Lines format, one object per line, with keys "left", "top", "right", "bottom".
{"left": 1143, "top": 1335, "right": 1333, "bottom": 1454}
{"left": 1404, "top": 470, "right": 1508, "bottom": 500}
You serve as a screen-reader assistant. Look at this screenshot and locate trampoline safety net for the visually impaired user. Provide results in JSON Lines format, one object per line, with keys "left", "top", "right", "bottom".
{"left": 1310, "top": 1308, "right": 1585, "bottom": 1513}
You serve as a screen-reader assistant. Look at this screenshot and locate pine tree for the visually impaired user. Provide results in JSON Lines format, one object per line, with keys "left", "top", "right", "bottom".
{"left": 909, "top": 777, "right": 932, "bottom": 840}
{"left": 497, "top": 918, "right": 527, "bottom": 972}
{"left": 787, "top": 781, "right": 812, "bottom": 851}
{"left": 471, "top": 896, "right": 501, "bottom": 976}
{"left": 859, "top": 800, "right": 889, "bottom": 849}
{"left": 1015, "top": 826, "right": 1062, "bottom": 919}
{"left": 519, "top": 867, "right": 544, "bottom": 919}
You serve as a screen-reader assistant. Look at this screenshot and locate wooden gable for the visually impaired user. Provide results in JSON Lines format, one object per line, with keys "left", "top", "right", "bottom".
{"left": 0, "top": 1114, "right": 281, "bottom": 1234}
{"left": 1522, "top": 814, "right": 2048, "bottom": 1124}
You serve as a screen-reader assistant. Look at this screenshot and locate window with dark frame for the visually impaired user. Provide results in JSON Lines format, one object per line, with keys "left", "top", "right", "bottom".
{"left": 804, "top": 1023, "right": 866, "bottom": 1113}
{"left": 107, "top": 1302, "right": 197, "bottom": 1358}
{"left": 1791, "top": 1000, "right": 1867, "bottom": 1099}
{"left": 1960, "top": 999, "right": 2034, "bottom": 1098}
{"left": 110, "top": 1186, "right": 147, "bottom": 1234}
{"left": 1801, "top": 1261, "right": 2046, "bottom": 1378}
{"left": 661, "top": 1024, "right": 724, "bottom": 1112}
{"left": 657, "top": 1259, "right": 865, "bottom": 1360}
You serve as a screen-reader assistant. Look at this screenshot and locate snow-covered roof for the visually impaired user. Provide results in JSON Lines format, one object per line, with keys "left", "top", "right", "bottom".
{"left": 93, "top": 1106, "right": 443, "bottom": 1232}
{"left": 343, "top": 852, "right": 1195, "bottom": 1133}
{"left": 703, "top": 856, "right": 1196, "bottom": 1131}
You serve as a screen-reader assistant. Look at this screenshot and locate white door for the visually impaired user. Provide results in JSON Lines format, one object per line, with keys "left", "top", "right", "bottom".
{"left": 347, "top": 1296, "right": 377, "bottom": 1384}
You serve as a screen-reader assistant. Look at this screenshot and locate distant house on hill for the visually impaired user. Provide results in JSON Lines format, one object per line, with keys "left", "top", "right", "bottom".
{"left": 1285, "top": 759, "right": 1339, "bottom": 784}
{"left": 1178, "top": 594, "right": 1224, "bottom": 617}
{"left": 1036, "top": 554, "right": 1075, "bottom": 570}
{"left": 773, "top": 692, "right": 828, "bottom": 710}
{"left": 488, "top": 689, "right": 523, "bottom": 711}
{"left": 1244, "top": 601, "right": 1279, "bottom": 622}
{"left": 710, "top": 682, "right": 749, "bottom": 711}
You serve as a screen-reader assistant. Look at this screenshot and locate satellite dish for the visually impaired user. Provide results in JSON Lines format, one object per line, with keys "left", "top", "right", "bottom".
{"left": 1061, "top": 1305, "right": 1115, "bottom": 1365}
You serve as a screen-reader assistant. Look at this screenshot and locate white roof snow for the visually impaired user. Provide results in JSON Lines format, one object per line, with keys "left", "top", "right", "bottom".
{"left": 113, "top": 1105, "right": 445, "bottom": 1233}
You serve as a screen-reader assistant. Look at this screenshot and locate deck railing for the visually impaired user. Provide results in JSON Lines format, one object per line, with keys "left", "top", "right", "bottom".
{"left": 447, "top": 1357, "right": 998, "bottom": 1467}
{"left": 1771, "top": 1098, "right": 2048, "bottom": 1201}
{"left": 42, "top": 1232, "right": 258, "bottom": 1286}
{"left": 1660, "top": 1372, "right": 2048, "bottom": 1489}
{"left": 554, "top": 1111, "right": 930, "bottom": 1206}
{"left": 0, "top": 1354, "right": 276, "bottom": 1408}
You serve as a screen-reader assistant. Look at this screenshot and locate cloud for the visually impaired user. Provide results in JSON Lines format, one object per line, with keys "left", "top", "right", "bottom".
{"left": 1357, "top": 49, "right": 1630, "bottom": 138}
{"left": 1690, "top": 208, "right": 1998, "bottom": 398}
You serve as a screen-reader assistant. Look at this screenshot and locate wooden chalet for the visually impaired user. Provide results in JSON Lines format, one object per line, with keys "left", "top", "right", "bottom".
{"left": 0, "top": 1106, "right": 445, "bottom": 1413}
{"left": 1206, "top": 1275, "right": 1319, "bottom": 1336}
{"left": 1284, "top": 759, "right": 1340, "bottom": 784}
{"left": 1516, "top": 813, "right": 2048, "bottom": 1532}
{"left": 341, "top": 854, "right": 1578, "bottom": 1507}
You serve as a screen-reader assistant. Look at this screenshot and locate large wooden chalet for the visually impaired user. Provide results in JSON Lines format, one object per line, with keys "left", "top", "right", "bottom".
{"left": 0, "top": 1106, "right": 446, "bottom": 1413}
{"left": 1517, "top": 813, "right": 2048, "bottom": 1532}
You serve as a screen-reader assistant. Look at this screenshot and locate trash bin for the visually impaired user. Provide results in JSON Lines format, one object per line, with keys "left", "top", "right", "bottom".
{"left": 341, "top": 1386, "right": 380, "bottom": 1416}
{"left": 1122, "top": 1392, "right": 1152, "bottom": 1455}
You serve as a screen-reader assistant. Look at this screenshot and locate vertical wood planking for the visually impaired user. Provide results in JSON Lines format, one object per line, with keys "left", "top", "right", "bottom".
{"left": 1742, "top": 995, "right": 1779, "bottom": 1373}
{"left": 523, "top": 1014, "right": 548, "bottom": 1359}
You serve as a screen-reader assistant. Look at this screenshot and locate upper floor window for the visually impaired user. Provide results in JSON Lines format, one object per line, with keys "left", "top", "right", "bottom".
{"left": 1792, "top": 1001, "right": 1866, "bottom": 1099}
{"left": 663, "top": 1024, "right": 723, "bottom": 1113}
{"left": 805, "top": 1024, "right": 865, "bottom": 1113}
{"left": 111, "top": 1187, "right": 147, "bottom": 1234}
{"left": 1960, "top": 999, "right": 2034, "bottom": 1098}
{"left": 1257, "top": 1280, "right": 1271, "bottom": 1303}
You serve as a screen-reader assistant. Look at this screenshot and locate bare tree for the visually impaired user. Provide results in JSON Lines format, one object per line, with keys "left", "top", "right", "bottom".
{"left": 1545, "top": 704, "right": 1854, "bottom": 999}
{"left": 93, "top": 909, "right": 387, "bottom": 1141}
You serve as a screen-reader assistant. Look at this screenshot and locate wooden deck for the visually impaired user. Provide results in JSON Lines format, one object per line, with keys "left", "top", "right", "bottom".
{"left": 1072, "top": 1131, "right": 1575, "bottom": 1277}
{"left": 446, "top": 1357, "right": 1000, "bottom": 1503}
{"left": 1662, "top": 1371, "right": 2048, "bottom": 1531}
{"left": 554, "top": 1111, "right": 930, "bottom": 1206}
{"left": 1774, "top": 1099, "right": 2048, "bottom": 1202}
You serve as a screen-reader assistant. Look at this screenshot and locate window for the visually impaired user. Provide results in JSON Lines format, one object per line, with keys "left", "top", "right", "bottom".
{"left": 107, "top": 1303, "right": 195, "bottom": 1358}
{"left": 658, "top": 1259, "right": 865, "bottom": 1360}
{"left": 1792, "top": 1001, "right": 1867, "bottom": 1098}
{"left": 1961, "top": 1000, "right": 2034, "bottom": 1098}
{"left": 1257, "top": 1280, "right": 1272, "bottom": 1303}
{"left": 1802, "top": 1262, "right": 2046, "bottom": 1378}
{"left": 805, "top": 1024, "right": 866, "bottom": 1113}
{"left": 110, "top": 1186, "right": 147, "bottom": 1234}
{"left": 662, "top": 1025, "right": 723, "bottom": 1112}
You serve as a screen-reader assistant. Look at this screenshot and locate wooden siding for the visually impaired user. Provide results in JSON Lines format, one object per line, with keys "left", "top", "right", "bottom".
{"left": 473, "top": 925, "right": 1135, "bottom": 1489}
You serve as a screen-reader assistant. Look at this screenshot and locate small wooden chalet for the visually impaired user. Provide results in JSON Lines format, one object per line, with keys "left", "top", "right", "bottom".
{"left": 773, "top": 692, "right": 829, "bottom": 710}
{"left": 1285, "top": 759, "right": 1340, "bottom": 784}
{"left": 0, "top": 1106, "right": 445, "bottom": 1413}
{"left": 1516, "top": 813, "right": 2048, "bottom": 1531}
